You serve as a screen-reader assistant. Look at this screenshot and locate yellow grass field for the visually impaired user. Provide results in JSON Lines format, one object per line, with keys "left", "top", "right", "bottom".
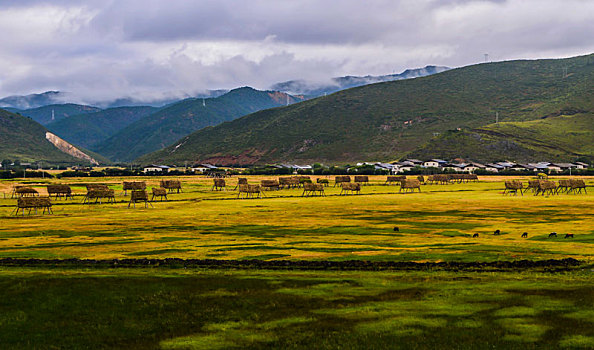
{"left": 1, "top": 175, "right": 592, "bottom": 262}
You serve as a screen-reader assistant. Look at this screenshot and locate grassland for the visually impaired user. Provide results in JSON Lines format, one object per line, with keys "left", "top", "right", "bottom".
{"left": 0, "top": 175, "right": 592, "bottom": 349}
{"left": 0, "top": 268, "right": 592, "bottom": 349}
{"left": 0, "top": 175, "right": 592, "bottom": 262}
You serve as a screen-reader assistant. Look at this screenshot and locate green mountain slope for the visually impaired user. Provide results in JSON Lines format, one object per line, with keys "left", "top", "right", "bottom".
{"left": 139, "top": 54, "right": 594, "bottom": 165}
{"left": 408, "top": 113, "right": 594, "bottom": 163}
{"left": 0, "top": 108, "right": 82, "bottom": 164}
{"left": 18, "top": 104, "right": 102, "bottom": 125}
{"left": 46, "top": 106, "right": 158, "bottom": 149}
{"left": 94, "top": 87, "right": 303, "bottom": 162}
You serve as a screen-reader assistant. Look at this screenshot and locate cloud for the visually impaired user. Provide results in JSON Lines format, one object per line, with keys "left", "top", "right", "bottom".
{"left": 0, "top": 0, "right": 592, "bottom": 105}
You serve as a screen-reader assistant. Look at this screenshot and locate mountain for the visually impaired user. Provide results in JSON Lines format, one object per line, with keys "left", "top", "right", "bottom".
{"left": 0, "top": 108, "right": 103, "bottom": 165}
{"left": 139, "top": 54, "right": 594, "bottom": 165}
{"left": 407, "top": 112, "right": 594, "bottom": 163}
{"left": 45, "top": 106, "right": 159, "bottom": 149}
{"left": 93, "top": 87, "right": 304, "bottom": 162}
{"left": 17, "top": 104, "right": 102, "bottom": 125}
{"left": 0, "top": 91, "right": 65, "bottom": 110}
{"left": 270, "top": 65, "right": 450, "bottom": 96}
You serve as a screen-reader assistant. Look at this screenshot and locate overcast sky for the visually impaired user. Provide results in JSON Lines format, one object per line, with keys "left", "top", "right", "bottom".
{"left": 0, "top": 0, "right": 592, "bottom": 104}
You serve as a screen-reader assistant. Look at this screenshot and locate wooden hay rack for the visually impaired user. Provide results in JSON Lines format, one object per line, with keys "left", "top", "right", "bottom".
{"left": 233, "top": 177, "right": 248, "bottom": 190}
{"left": 279, "top": 177, "right": 300, "bottom": 189}
{"left": 385, "top": 175, "right": 405, "bottom": 186}
{"left": 340, "top": 182, "right": 361, "bottom": 195}
{"left": 238, "top": 184, "right": 263, "bottom": 199}
{"left": 302, "top": 182, "right": 325, "bottom": 197}
{"left": 261, "top": 179, "right": 280, "bottom": 191}
{"left": 46, "top": 184, "right": 73, "bottom": 200}
{"left": 354, "top": 175, "right": 369, "bottom": 185}
{"left": 160, "top": 180, "right": 182, "bottom": 193}
{"left": 569, "top": 179, "right": 587, "bottom": 194}
{"left": 12, "top": 197, "right": 53, "bottom": 216}
{"left": 334, "top": 175, "right": 351, "bottom": 187}
{"left": 83, "top": 184, "right": 115, "bottom": 204}
{"left": 316, "top": 178, "right": 330, "bottom": 187}
{"left": 12, "top": 186, "right": 39, "bottom": 198}
{"left": 556, "top": 179, "right": 572, "bottom": 194}
{"left": 211, "top": 178, "right": 226, "bottom": 191}
{"left": 151, "top": 187, "right": 168, "bottom": 201}
{"left": 400, "top": 179, "right": 421, "bottom": 193}
{"left": 128, "top": 190, "right": 153, "bottom": 208}
{"left": 503, "top": 180, "right": 523, "bottom": 196}
{"left": 417, "top": 175, "right": 425, "bottom": 184}
{"left": 122, "top": 181, "right": 146, "bottom": 196}
{"left": 534, "top": 180, "right": 557, "bottom": 196}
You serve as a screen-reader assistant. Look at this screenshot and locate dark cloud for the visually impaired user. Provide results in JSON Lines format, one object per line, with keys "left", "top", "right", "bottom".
{"left": 0, "top": 0, "right": 592, "bottom": 103}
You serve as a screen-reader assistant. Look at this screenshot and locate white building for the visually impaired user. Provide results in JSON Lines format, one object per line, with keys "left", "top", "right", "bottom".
{"left": 143, "top": 164, "right": 170, "bottom": 173}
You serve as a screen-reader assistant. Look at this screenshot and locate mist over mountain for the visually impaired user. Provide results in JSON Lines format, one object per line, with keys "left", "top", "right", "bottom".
{"left": 270, "top": 66, "right": 450, "bottom": 96}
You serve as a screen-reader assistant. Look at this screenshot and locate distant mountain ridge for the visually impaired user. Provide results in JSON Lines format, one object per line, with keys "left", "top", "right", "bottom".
{"left": 270, "top": 65, "right": 450, "bottom": 96}
{"left": 0, "top": 108, "right": 102, "bottom": 164}
{"left": 139, "top": 54, "right": 594, "bottom": 165}
{"left": 93, "top": 87, "right": 304, "bottom": 162}
{"left": 46, "top": 106, "right": 159, "bottom": 149}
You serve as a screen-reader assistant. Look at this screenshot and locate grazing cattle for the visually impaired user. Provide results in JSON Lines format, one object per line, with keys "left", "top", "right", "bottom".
{"left": 548, "top": 232, "right": 557, "bottom": 238}
{"left": 564, "top": 233, "right": 574, "bottom": 239}
{"left": 340, "top": 182, "right": 361, "bottom": 195}
{"left": 521, "top": 232, "right": 528, "bottom": 238}
{"left": 472, "top": 233, "right": 479, "bottom": 238}
{"left": 494, "top": 229, "right": 501, "bottom": 235}
{"left": 393, "top": 227, "right": 399, "bottom": 232}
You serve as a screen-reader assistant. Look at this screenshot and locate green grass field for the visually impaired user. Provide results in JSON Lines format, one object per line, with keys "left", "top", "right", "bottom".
{"left": 0, "top": 175, "right": 592, "bottom": 348}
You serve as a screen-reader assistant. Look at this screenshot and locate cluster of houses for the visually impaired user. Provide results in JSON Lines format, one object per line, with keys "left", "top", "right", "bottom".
{"left": 143, "top": 159, "right": 590, "bottom": 175}
{"left": 364, "top": 159, "right": 590, "bottom": 174}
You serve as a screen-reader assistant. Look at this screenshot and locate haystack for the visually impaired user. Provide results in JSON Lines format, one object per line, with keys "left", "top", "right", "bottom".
{"left": 340, "top": 182, "right": 361, "bottom": 195}
{"left": 354, "top": 175, "right": 369, "bottom": 185}
{"left": 128, "top": 190, "right": 153, "bottom": 208}
{"left": 212, "top": 178, "right": 226, "bottom": 191}
{"left": 46, "top": 184, "right": 73, "bottom": 200}
{"left": 122, "top": 181, "right": 146, "bottom": 196}
{"left": 503, "top": 180, "right": 523, "bottom": 196}
{"left": 83, "top": 184, "right": 115, "bottom": 204}
{"left": 151, "top": 187, "right": 168, "bottom": 201}
{"left": 334, "top": 175, "right": 351, "bottom": 187}
{"left": 160, "top": 180, "right": 182, "bottom": 193}
{"left": 13, "top": 197, "right": 52, "bottom": 216}
{"left": 302, "top": 182, "right": 325, "bottom": 197}
{"left": 385, "top": 176, "right": 405, "bottom": 186}
{"left": 400, "top": 179, "right": 421, "bottom": 193}
{"left": 261, "top": 179, "right": 280, "bottom": 190}
{"left": 238, "top": 184, "right": 263, "bottom": 199}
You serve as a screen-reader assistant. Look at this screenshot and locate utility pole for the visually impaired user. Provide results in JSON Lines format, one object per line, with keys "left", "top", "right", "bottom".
{"left": 484, "top": 53, "right": 489, "bottom": 63}
{"left": 496, "top": 111, "right": 499, "bottom": 123}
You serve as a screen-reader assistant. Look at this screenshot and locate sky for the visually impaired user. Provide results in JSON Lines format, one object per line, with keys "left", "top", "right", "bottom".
{"left": 0, "top": 0, "right": 593, "bottom": 105}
